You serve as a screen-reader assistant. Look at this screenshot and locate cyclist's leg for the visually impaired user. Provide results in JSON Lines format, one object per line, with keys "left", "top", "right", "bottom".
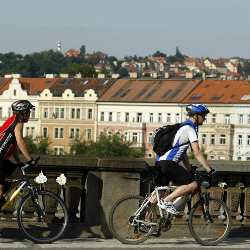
{"left": 145, "top": 165, "right": 169, "bottom": 223}
{"left": 161, "top": 161, "right": 196, "bottom": 202}
{"left": 3, "top": 160, "right": 23, "bottom": 195}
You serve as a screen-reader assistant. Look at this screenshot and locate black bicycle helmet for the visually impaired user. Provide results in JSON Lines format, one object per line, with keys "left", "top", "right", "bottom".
{"left": 11, "top": 100, "right": 34, "bottom": 112}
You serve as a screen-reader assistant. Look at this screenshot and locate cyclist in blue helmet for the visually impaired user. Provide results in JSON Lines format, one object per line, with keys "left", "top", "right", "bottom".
{"left": 140, "top": 103, "right": 214, "bottom": 233}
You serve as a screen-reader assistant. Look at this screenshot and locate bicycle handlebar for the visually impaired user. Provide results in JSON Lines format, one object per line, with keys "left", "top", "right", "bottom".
{"left": 22, "top": 157, "right": 41, "bottom": 171}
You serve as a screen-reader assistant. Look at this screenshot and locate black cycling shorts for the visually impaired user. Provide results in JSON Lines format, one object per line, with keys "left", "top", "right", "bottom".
{"left": 0, "top": 159, "right": 18, "bottom": 185}
{"left": 155, "top": 160, "right": 195, "bottom": 187}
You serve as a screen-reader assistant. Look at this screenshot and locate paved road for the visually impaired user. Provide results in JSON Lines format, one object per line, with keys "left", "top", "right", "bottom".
{"left": 0, "top": 237, "right": 250, "bottom": 250}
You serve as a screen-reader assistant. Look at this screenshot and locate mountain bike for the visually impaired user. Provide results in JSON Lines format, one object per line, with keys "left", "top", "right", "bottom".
{"left": 109, "top": 165, "right": 232, "bottom": 246}
{"left": 1, "top": 157, "right": 69, "bottom": 244}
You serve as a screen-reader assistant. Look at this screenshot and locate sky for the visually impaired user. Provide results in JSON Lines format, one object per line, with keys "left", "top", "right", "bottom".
{"left": 1, "top": 0, "right": 250, "bottom": 60}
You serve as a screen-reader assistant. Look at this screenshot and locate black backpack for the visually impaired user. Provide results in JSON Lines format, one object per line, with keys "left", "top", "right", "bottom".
{"left": 151, "top": 123, "right": 191, "bottom": 156}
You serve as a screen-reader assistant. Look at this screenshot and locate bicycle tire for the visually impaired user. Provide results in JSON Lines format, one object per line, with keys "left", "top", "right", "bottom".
{"left": 109, "top": 195, "right": 157, "bottom": 244}
{"left": 17, "top": 190, "right": 69, "bottom": 244}
{"left": 188, "top": 197, "right": 232, "bottom": 246}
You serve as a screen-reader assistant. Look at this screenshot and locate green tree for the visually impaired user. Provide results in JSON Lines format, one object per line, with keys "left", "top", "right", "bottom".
{"left": 152, "top": 51, "right": 166, "bottom": 57}
{"left": 80, "top": 45, "right": 86, "bottom": 54}
{"left": 61, "top": 62, "right": 97, "bottom": 77}
{"left": 23, "top": 135, "right": 53, "bottom": 154}
{"left": 69, "top": 130, "right": 145, "bottom": 158}
{"left": 99, "top": 67, "right": 111, "bottom": 77}
{"left": 118, "top": 67, "right": 129, "bottom": 77}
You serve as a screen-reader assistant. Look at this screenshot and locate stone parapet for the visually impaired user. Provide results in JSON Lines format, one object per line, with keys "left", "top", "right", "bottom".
{"left": 4, "top": 156, "right": 250, "bottom": 237}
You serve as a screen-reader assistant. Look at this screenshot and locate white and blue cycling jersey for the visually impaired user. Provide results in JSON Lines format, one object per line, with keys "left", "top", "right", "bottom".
{"left": 156, "top": 119, "right": 198, "bottom": 163}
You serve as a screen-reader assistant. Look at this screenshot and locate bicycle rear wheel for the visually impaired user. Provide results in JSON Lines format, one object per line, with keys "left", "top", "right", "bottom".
{"left": 188, "top": 197, "right": 232, "bottom": 246}
{"left": 109, "top": 195, "right": 157, "bottom": 244}
{"left": 17, "top": 190, "right": 69, "bottom": 244}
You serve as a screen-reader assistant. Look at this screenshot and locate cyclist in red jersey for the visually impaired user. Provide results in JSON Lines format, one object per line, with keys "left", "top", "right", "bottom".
{"left": 0, "top": 100, "right": 36, "bottom": 208}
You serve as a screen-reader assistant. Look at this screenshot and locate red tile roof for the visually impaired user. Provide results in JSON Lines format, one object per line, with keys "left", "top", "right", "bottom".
{"left": 97, "top": 79, "right": 202, "bottom": 103}
{"left": 0, "top": 78, "right": 58, "bottom": 95}
{"left": 49, "top": 78, "right": 115, "bottom": 97}
{"left": 182, "top": 79, "right": 250, "bottom": 103}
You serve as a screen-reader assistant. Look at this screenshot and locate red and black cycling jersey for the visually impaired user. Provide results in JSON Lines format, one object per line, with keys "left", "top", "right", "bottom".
{"left": 0, "top": 114, "right": 22, "bottom": 160}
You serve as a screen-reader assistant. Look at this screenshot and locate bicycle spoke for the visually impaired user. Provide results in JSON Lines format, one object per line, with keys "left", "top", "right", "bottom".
{"left": 189, "top": 197, "right": 231, "bottom": 246}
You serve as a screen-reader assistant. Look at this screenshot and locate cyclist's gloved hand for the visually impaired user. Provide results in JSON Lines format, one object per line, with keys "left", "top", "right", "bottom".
{"left": 27, "top": 158, "right": 36, "bottom": 169}
{"left": 17, "top": 162, "right": 25, "bottom": 168}
{"left": 207, "top": 168, "right": 215, "bottom": 177}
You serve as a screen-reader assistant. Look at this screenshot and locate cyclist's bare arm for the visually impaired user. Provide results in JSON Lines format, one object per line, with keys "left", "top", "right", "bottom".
{"left": 14, "top": 123, "right": 32, "bottom": 161}
{"left": 191, "top": 141, "right": 210, "bottom": 173}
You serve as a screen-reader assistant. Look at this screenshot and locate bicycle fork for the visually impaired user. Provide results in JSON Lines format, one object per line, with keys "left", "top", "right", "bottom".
{"left": 30, "top": 189, "right": 45, "bottom": 219}
{"left": 199, "top": 192, "right": 213, "bottom": 223}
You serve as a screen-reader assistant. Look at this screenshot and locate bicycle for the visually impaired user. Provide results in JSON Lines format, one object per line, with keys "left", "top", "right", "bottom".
{"left": 109, "top": 165, "right": 232, "bottom": 246}
{"left": 1, "top": 157, "right": 69, "bottom": 244}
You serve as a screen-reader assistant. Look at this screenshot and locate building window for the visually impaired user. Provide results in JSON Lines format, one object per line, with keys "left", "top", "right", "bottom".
{"left": 54, "top": 128, "right": 64, "bottom": 138}
{"left": 202, "top": 134, "right": 206, "bottom": 144}
{"left": 70, "top": 128, "right": 74, "bottom": 138}
{"left": 247, "top": 157, "right": 250, "bottom": 161}
{"left": 132, "top": 133, "right": 138, "bottom": 143}
{"left": 238, "top": 135, "right": 243, "bottom": 145}
{"left": 224, "top": 114, "right": 230, "bottom": 124}
{"left": 13, "top": 89, "right": 16, "bottom": 96}
{"left": 211, "top": 134, "right": 215, "bottom": 144}
{"left": 212, "top": 114, "right": 216, "bottom": 124}
{"left": 148, "top": 132, "right": 153, "bottom": 143}
{"left": 88, "top": 109, "right": 92, "bottom": 119}
{"left": 247, "top": 135, "right": 250, "bottom": 146}
{"left": 31, "top": 107, "right": 35, "bottom": 118}
{"left": 76, "top": 128, "right": 80, "bottom": 138}
{"left": 60, "top": 128, "right": 64, "bottom": 138}
{"left": 87, "top": 129, "right": 92, "bottom": 139}
{"left": 54, "top": 128, "right": 59, "bottom": 138}
{"left": 149, "top": 113, "right": 153, "bottom": 122}
{"left": 0, "top": 107, "right": 2, "bottom": 117}
{"left": 237, "top": 157, "right": 241, "bottom": 161}
{"left": 158, "top": 113, "right": 162, "bottom": 123}
{"left": 137, "top": 113, "right": 142, "bottom": 122}
{"left": 210, "top": 156, "right": 214, "bottom": 160}
{"left": 219, "top": 156, "right": 226, "bottom": 160}
{"left": 100, "top": 112, "right": 104, "bottom": 121}
{"left": 43, "top": 127, "right": 47, "bottom": 137}
{"left": 117, "top": 112, "right": 121, "bottom": 122}
{"left": 220, "top": 134, "right": 226, "bottom": 144}
{"left": 76, "top": 108, "right": 80, "bottom": 119}
{"left": 54, "top": 147, "right": 64, "bottom": 155}
{"left": 109, "top": 112, "right": 112, "bottom": 121}
{"left": 125, "top": 112, "right": 129, "bottom": 122}
{"left": 248, "top": 115, "right": 250, "bottom": 124}
{"left": 71, "top": 108, "right": 75, "bottom": 119}
{"left": 26, "top": 127, "right": 30, "bottom": 136}
{"left": 31, "top": 127, "right": 35, "bottom": 137}
{"left": 167, "top": 113, "right": 171, "bottom": 123}
{"left": 55, "top": 108, "right": 59, "bottom": 118}
{"left": 176, "top": 113, "right": 179, "bottom": 123}
{"left": 61, "top": 108, "right": 64, "bottom": 118}
{"left": 124, "top": 132, "right": 128, "bottom": 141}
{"left": 239, "top": 114, "right": 243, "bottom": 124}
{"left": 44, "top": 108, "right": 48, "bottom": 118}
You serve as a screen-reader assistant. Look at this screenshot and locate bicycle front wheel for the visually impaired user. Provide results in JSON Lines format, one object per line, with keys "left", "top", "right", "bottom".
{"left": 109, "top": 195, "right": 157, "bottom": 244}
{"left": 188, "top": 197, "right": 232, "bottom": 246}
{"left": 17, "top": 190, "right": 69, "bottom": 244}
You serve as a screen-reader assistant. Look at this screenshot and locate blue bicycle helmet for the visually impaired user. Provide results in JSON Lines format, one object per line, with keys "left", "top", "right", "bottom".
{"left": 186, "top": 103, "right": 210, "bottom": 116}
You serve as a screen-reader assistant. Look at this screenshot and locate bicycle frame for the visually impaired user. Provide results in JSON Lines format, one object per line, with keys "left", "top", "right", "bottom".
{"left": 1, "top": 164, "right": 42, "bottom": 212}
{"left": 132, "top": 181, "right": 208, "bottom": 227}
